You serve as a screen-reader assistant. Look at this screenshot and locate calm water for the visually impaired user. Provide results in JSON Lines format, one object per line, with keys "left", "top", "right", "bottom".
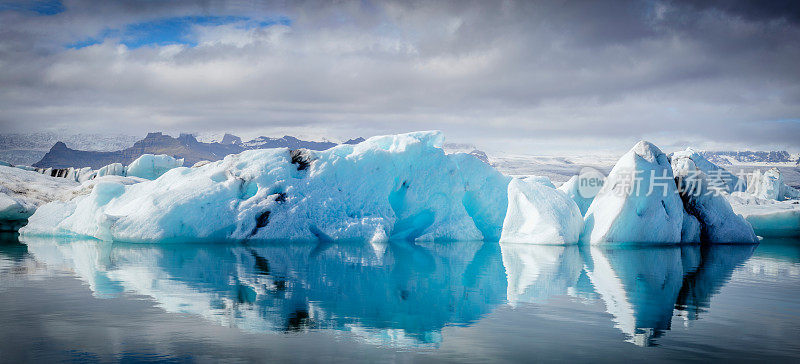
{"left": 1, "top": 234, "right": 799, "bottom": 362}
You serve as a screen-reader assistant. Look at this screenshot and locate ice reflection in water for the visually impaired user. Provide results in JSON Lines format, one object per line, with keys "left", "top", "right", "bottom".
{"left": 18, "top": 237, "right": 507, "bottom": 347}
{"left": 13, "top": 235, "right": 763, "bottom": 347}
{"left": 582, "top": 244, "right": 754, "bottom": 346}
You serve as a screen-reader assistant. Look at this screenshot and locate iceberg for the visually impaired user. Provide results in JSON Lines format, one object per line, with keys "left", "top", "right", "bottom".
{"left": 25, "top": 154, "right": 183, "bottom": 183}
{"left": 523, "top": 175, "right": 555, "bottom": 189}
{"left": 499, "top": 178, "right": 583, "bottom": 244}
{"left": 21, "top": 132, "right": 511, "bottom": 243}
{"left": 669, "top": 150, "right": 796, "bottom": 238}
{"left": 726, "top": 196, "right": 800, "bottom": 237}
{"left": 746, "top": 167, "right": 800, "bottom": 201}
{"left": 670, "top": 148, "right": 745, "bottom": 193}
{"left": 557, "top": 175, "right": 595, "bottom": 215}
{"left": 123, "top": 154, "right": 184, "bottom": 180}
{"left": 91, "top": 154, "right": 183, "bottom": 181}
{"left": 0, "top": 165, "right": 78, "bottom": 231}
{"left": 680, "top": 213, "right": 701, "bottom": 243}
{"left": 95, "top": 162, "right": 125, "bottom": 178}
{"left": 582, "top": 141, "right": 685, "bottom": 244}
{"left": 671, "top": 154, "right": 758, "bottom": 243}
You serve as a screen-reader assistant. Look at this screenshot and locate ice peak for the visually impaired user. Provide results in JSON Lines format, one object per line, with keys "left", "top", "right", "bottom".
{"left": 631, "top": 140, "right": 665, "bottom": 164}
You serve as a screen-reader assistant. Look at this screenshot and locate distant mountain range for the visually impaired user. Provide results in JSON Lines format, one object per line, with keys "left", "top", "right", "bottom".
{"left": 31, "top": 132, "right": 366, "bottom": 169}
{"left": 698, "top": 150, "right": 800, "bottom": 166}
{"left": 0, "top": 132, "right": 139, "bottom": 166}
{"left": 6, "top": 131, "right": 797, "bottom": 171}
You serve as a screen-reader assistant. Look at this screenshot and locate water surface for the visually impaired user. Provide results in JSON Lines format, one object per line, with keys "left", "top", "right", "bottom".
{"left": 1, "top": 234, "right": 799, "bottom": 362}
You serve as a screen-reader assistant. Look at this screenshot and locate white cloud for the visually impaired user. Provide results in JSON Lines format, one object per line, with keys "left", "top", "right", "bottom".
{"left": 0, "top": 0, "right": 799, "bottom": 153}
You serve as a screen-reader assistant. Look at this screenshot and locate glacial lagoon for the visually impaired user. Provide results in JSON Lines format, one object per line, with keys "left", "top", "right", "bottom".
{"left": 1, "top": 234, "right": 799, "bottom": 362}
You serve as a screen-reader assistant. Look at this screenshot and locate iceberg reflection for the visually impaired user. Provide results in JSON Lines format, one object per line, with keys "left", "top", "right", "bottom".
{"left": 500, "top": 243, "right": 582, "bottom": 306}
{"left": 19, "top": 237, "right": 507, "bottom": 347}
{"left": 15, "top": 235, "right": 761, "bottom": 347}
{"left": 584, "top": 244, "right": 755, "bottom": 346}
{"left": 740, "top": 238, "right": 800, "bottom": 280}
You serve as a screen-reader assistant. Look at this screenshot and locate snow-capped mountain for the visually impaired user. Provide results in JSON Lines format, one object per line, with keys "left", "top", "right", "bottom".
{"left": 698, "top": 150, "right": 799, "bottom": 166}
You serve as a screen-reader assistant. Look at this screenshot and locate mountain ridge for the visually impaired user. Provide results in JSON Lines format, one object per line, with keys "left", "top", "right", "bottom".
{"left": 32, "top": 132, "right": 365, "bottom": 169}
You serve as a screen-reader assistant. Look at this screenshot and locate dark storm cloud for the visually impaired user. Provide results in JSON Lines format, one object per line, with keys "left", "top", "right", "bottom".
{"left": 0, "top": 0, "right": 798, "bottom": 153}
{"left": 674, "top": 0, "right": 800, "bottom": 23}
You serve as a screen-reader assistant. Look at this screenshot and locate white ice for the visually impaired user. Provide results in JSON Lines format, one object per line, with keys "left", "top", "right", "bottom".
{"left": 0, "top": 165, "right": 78, "bottom": 230}
{"left": 499, "top": 178, "right": 583, "bottom": 244}
{"left": 726, "top": 192, "right": 800, "bottom": 237}
{"left": 581, "top": 141, "right": 685, "bottom": 244}
{"left": 557, "top": 175, "right": 595, "bottom": 215}
{"left": 670, "top": 148, "right": 746, "bottom": 193}
{"left": 746, "top": 167, "right": 800, "bottom": 201}
{"left": 125, "top": 154, "right": 184, "bottom": 180}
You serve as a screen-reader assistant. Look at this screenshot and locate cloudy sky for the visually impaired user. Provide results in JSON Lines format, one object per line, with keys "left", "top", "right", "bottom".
{"left": 1, "top": 0, "right": 799, "bottom": 153}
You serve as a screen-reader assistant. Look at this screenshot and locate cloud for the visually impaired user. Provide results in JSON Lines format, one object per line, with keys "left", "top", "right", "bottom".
{"left": 0, "top": 0, "right": 798, "bottom": 153}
